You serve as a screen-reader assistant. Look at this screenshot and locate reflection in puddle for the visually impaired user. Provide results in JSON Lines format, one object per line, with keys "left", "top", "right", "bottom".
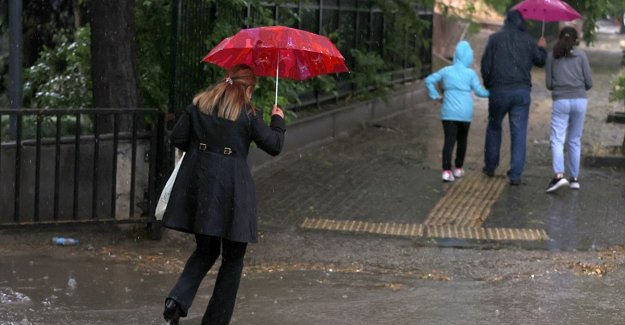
{"left": 0, "top": 288, "right": 31, "bottom": 304}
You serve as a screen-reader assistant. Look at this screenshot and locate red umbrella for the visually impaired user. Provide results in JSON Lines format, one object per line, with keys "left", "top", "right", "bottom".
{"left": 512, "top": 0, "right": 582, "bottom": 36}
{"left": 203, "top": 26, "right": 349, "bottom": 105}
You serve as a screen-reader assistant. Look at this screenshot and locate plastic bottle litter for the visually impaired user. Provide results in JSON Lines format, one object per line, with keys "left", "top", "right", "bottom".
{"left": 52, "top": 237, "right": 80, "bottom": 246}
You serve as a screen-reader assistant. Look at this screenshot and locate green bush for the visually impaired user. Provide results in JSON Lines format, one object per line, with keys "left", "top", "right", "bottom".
{"left": 349, "top": 49, "right": 390, "bottom": 99}
{"left": 23, "top": 27, "right": 91, "bottom": 109}
{"left": 1, "top": 114, "right": 91, "bottom": 140}
{"left": 136, "top": 0, "right": 171, "bottom": 111}
{"left": 610, "top": 70, "right": 625, "bottom": 104}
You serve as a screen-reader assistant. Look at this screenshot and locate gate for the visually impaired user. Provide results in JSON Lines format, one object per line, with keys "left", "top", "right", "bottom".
{"left": 0, "top": 108, "right": 165, "bottom": 235}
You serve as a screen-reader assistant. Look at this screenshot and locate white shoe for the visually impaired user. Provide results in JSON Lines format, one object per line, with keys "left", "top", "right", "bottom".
{"left": 442, "top": 170, "right": 455, "bottom": 182}
{"left": 453, "top": 168, "right": 465, "bottom": 178}
{"left": 569, "top": 178, "right": 580, "bottom": 189}
{"left": 545, "top": 177, "right": 569, "bottom": 193}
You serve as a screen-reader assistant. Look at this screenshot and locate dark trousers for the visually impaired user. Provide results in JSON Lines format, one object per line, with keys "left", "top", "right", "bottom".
{"left": 442, "top": 120, "right": 471, "bottom": 170}
{"left": 484, "top": 89, "right": 531, "bottom": 181}
{"left": 168, "top": 234, "right": 247, "bottom": 325}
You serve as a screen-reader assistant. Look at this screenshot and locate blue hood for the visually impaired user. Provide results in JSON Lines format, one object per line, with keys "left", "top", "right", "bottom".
{"left": 424, "top": 39, "right": 490, "bottom": 122}
{"left": 453, "top": 41, "right": 473, "bottom": 68}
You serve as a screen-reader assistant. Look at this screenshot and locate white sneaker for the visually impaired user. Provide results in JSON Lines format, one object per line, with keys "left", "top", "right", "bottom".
{"left": 453, "top": 168, "right": 465, "bottom": 178}
{"left": 442, "top": 170, "right": 455, "bottom": 182}
{"left": 569, "top": 178, "right": 580, "bottom": 189}
{"left": 545, "top": 177, "right": 569, "bottom": 193}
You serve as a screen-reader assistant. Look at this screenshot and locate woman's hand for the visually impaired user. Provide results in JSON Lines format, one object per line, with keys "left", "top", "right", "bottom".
{"left": 272, "top": 105, "right": 284, "bottom": 118}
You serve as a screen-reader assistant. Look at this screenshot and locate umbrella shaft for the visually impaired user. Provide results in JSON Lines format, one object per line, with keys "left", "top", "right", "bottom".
{"left": 275, "top": 64, "right": 279, "bottom": 106}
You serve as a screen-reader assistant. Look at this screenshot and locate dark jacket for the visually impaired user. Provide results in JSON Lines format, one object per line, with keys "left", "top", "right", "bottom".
{"left": 162, "top": 104, "right": 286, "bottom": 243}
{"left": 480, "top": 10, "right": 547, "bottom": 91}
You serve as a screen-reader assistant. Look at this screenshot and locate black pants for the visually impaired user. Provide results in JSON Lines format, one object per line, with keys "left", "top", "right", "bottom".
{"left": 442, "top": 120, "right": 471, "bottom": 170}
{"left": 168, "top": 234, "right": 247, "bottom": 325}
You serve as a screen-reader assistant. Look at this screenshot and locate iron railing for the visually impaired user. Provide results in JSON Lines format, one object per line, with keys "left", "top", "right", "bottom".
{"left": 169, "top": 0, "right": 433, "bottom": 115}
{"left": 0, "top": 108, "right": 164, "bottom": 228}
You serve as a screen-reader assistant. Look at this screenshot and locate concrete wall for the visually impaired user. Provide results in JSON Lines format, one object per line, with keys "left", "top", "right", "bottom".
{"left": 0, "top": 139, "right": 149, "bottom": 223}
{"left": 247, "top": 82, "right": 429, "bottom": 172}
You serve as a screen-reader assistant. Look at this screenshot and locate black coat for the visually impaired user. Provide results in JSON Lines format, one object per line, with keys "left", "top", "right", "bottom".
{"left": 162, "top": 104, "right": 286, "bottom": 243}
{"left": 480, "top": 10, "right": 547, "bottom": 91}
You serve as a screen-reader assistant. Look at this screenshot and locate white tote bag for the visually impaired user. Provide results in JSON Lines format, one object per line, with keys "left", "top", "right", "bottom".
{"left": 155, "top": 152, "right": 185, "bottom": 220}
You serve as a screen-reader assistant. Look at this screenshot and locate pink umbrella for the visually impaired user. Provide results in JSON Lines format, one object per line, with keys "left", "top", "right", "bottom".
{"left": 512, "top": 0, "right": 582, "bottom": 36}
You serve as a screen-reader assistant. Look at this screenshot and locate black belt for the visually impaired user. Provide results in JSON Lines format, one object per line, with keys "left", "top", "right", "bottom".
{"left": 198, "top": 143, "right": 237, "bottom": 157}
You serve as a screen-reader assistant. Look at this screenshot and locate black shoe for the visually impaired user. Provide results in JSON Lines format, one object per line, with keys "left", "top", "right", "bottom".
{"left": 482, "top": 167, "right": 495, "bottom": 177}
{"left": 569, "top": 177, "right": 580, "bottom": 190}
{"left": 510, "top": 179, "right": 522, "bottom": 186}
{"left": 545, "top": 177, "right": 569, "bottom": 193}
{"left": 164, "top": 298, "right": 181, "bottom": 325}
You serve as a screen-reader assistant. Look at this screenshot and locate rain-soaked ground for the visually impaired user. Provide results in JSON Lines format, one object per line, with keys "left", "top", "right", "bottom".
{"left": 3, "top": 228, "right": 625, "bottom": 324}
{"left": 1, "top": 32, "right": 625, "bottom": 324}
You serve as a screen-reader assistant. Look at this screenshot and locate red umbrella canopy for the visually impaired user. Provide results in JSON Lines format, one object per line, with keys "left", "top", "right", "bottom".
{"left": 512, "top": 0, "right": 582, "bottom": 22}
{"left": 203, "top": 26, "right": 349, "bottom": 80}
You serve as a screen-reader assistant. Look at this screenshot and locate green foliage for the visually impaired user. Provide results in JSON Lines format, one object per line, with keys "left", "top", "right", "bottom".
{"left": 136, "top": 0, "right": 172, "bottom": 111}
{"left": 178, "top": 0, "right": 317, "bottom": 122}
{"left": 482, "top": 0, "right": 514, "bottom": 14}
{"left": 375, "top": 0, "right": 434, "bottom": 71}
{"left": 481, "top": 0, "right": 625, "bottom": 44}
{"left": 0, "top": 115, "right": 92, "bottom": 140}
{"left": 23, "top": 27, "right": 92, "bottom": 109}
{"left": 15, "top": 0, "right": 436, "bottom": 126}
{"left": 609, "top": 70, "right": 625, "bottom": 103}
{"left": 349, "top": 49, "right": 389, "bottom": 98}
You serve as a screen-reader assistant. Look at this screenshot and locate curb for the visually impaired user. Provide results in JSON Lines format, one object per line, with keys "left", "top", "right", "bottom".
{"left": 248, "top": 81, "right": 429, "bottom": 173}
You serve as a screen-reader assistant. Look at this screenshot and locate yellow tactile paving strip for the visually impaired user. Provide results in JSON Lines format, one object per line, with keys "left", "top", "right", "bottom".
{"left": 424, "top": 173, "right": 507, "bottom": 227}
{"left": 300, "top": 171, "right": 551, "bottom": 241}
{"left": 425, "top": 225, "right": 549, "bottom": 241}
{"left": 301, "top": 218, "right": 549, "bottom": 241}
{"left": 301, "top": 218, "right": 424, "bottom": 237}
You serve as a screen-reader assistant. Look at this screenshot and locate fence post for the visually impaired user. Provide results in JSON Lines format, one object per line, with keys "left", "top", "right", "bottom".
{"left": 8, "top": 0, "right": 23, "bottom": 140}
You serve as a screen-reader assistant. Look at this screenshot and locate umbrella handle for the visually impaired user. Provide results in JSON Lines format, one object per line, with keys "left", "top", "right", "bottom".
{"left": 275, "top": 63, "right": 279, "bottom": 106}
{"left": 542, "top": 20, "right": 545, "bottom": 38}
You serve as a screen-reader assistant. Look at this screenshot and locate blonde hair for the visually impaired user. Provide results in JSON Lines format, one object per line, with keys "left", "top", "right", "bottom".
{"left": 193, "top": 64, "right": 256, "bottom": 121}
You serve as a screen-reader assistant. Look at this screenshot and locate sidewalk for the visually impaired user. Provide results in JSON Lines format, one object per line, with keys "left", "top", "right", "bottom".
{"left": 255, "top": 32, "right": 625, "bottom": 251}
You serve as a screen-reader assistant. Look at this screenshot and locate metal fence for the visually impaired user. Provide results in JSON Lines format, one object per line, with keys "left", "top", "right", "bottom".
{"left": 168, "top": 0, "right": 433, "bottom": 114}
{"left": 0, "top": 108, "right": 164, "bottom": 230}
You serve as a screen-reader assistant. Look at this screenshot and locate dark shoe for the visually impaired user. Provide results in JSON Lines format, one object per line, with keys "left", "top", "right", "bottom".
{"left": 545, "top": 177, "right": 569, "bottom": 193}
{"left": 509, "top": 179, "right": 522, "bottom": 186}
{"left": 164, "top": 298, "right": 181, "bottom": 325}
{"left": 569, "top": 177, "right": 580, "bottom": 190}
{"left": 482, "top": 167, "right": 495, "bottom": 177}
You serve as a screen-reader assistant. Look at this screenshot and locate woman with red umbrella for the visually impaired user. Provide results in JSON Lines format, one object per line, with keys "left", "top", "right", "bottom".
{"left": 161, "top": 64, "right": 286, "bottom": 324}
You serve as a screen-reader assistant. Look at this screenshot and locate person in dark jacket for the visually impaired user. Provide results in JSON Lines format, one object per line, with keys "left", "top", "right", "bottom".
{"left": 161, "top": 64, "right": 286, "bottom": 325}
{"left": 480, "top": 10, "right": 547, "bottom": 185}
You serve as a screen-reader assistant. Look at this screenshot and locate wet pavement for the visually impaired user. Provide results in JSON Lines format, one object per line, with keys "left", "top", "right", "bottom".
{"left": 2, "top": 33, "right": 625, "bottom": 324}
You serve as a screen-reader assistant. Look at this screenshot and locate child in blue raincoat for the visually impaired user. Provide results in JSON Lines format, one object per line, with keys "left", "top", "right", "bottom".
{"left": 425, "top": 40, "right": 489, "bottom": 182}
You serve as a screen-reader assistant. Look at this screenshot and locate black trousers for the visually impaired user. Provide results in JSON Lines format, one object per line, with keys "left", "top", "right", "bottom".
{"left": 442, "top": 120, "right": 471, "bottom": 170}
{"left": 168, "top": 234, "right": 247, "bottom": 325}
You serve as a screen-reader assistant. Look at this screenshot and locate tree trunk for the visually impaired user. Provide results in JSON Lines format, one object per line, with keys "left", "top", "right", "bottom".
{"left": 73, "top": 0, "right": 83, "bottom": 29}
{"left": 90, "top": 0, "right": 141, "bottom": 132}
